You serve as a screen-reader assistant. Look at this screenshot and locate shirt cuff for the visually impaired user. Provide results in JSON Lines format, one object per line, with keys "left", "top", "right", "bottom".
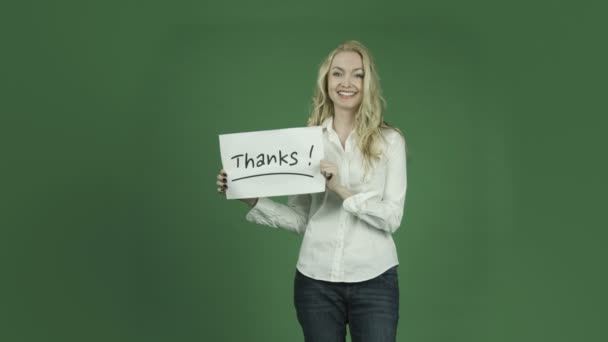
{"left": 245, "top": 197, "right": 273, "bottom": 223}
{"left": 342, "top": 191, "right": 380, "bottom": 216}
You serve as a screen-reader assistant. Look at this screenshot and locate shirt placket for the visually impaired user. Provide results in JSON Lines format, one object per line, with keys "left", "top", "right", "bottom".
{"left": 330, "top": 131, "right": 353, "bottom": 281}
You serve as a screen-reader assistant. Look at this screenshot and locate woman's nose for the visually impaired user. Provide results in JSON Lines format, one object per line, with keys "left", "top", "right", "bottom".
{"left": 341, "top": 76, "right": 352, "bottom": 87}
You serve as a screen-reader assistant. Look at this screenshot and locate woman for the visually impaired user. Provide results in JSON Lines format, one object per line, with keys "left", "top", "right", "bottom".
{"left": 216, "top": 40, "right": 407, "bottom": 342}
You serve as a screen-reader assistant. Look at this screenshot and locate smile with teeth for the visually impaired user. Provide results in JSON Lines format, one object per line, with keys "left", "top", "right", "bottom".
{"left": 337, "top": 91, "right": 357, "bottom": 98}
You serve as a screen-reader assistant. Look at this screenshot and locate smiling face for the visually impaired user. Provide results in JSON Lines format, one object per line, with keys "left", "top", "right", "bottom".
{"left": 327, "top": 51, "right": 364, "bottom": 113}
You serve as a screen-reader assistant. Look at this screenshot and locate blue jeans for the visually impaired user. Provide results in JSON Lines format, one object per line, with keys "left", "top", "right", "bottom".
{"left": 294, "top": 266, "right": 400, "bottom": 342}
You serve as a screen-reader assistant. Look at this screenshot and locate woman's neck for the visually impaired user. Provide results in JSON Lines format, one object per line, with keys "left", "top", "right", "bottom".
{"left": 332, "top": 108, "right": 356, "bottom": 135}
{"left": 332, "top": 108, "right": 356, "bottom": 149}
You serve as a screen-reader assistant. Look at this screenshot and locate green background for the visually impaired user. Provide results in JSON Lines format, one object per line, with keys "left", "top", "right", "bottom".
{"left": 2, "top": 1, "right": 606, "bottom": 341}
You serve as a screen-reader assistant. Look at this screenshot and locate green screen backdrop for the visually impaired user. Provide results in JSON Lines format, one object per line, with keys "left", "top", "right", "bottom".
{"left": 1, "top": 1, "right": 606, "bottom": 341}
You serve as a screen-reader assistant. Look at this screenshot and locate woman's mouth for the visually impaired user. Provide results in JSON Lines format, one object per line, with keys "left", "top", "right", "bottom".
{"left": 337, "top": 91, "right": 357, "bottom": 99}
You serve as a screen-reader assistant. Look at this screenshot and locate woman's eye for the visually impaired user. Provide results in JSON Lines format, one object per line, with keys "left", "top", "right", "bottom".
{"left": 332, "top": 72, "right": 341, "bottom": 76}
{"left": 356, "top": 74, "right": 364, "bottom": 78}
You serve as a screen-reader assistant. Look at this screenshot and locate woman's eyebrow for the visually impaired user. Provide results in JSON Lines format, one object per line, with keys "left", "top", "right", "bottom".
{"left": 331, "top": 66, "right": 364, "bottom": 72}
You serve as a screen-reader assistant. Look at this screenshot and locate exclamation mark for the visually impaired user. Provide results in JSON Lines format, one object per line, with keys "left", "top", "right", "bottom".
{"left": 308, "top": 145, "right": 314, "bottom": 166}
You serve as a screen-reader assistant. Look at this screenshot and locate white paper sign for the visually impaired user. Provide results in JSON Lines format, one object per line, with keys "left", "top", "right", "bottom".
{"left": 219, "top": 127, "right": 325, "bottom": 199}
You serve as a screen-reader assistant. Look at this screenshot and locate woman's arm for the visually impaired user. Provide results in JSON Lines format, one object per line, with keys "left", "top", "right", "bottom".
{"left": 342, "top": 133, "right": 407, "bottom": 234}
{"left": 217, "top": 168, "right": 310, "bottom": 234}
{"left": 245, "top": 194, "right": 312, "bottom": 235}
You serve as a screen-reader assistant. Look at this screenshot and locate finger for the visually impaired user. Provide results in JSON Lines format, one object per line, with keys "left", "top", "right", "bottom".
{"left": 217, "top": 174, "right": 228, "bottom": 183}
{"left": 322, "top": 168, "right": 335, "bottom": 176}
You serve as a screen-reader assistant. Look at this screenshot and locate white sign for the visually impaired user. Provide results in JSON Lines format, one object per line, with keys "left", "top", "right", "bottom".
{"left": 219, "top": 127, "right": 325, "bottom": 199}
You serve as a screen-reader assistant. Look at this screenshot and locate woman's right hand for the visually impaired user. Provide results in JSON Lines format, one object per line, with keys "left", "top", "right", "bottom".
{"left": 217, "top": 169, "right": 259, "bottom": 207}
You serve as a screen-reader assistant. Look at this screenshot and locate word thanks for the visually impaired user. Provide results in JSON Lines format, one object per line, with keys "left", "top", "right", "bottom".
{"left": 231, "top": 150, "right": 299, "bottom": 168}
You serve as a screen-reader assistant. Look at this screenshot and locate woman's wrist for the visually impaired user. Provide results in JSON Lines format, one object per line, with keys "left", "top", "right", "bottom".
{"left": 334, "top": 185, "right": 353, "bottom": 201}
{"left": 240, "top": 197, "right": 259, "bottom": 208}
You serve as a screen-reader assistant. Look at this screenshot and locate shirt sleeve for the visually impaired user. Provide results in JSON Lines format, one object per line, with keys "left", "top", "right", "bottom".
{"left": 245, "top": 193, "right": 312, "bottom": 235}
{"left": 342, "top": 132, "right": 407, "bottom": 234}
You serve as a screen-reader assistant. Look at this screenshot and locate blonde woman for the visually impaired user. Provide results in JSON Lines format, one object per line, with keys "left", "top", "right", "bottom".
{"left": 217, "top": 40, "right": 407, "bottom": 342}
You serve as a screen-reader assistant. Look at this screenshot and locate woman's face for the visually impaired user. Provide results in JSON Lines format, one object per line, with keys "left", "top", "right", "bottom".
{"left": 327, "top": 51, "right": 364, "bottom": 113}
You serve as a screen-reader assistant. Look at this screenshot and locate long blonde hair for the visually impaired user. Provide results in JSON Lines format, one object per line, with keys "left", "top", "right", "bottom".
{"left": 307, "top": 40, "right": 402, "bottom": 173}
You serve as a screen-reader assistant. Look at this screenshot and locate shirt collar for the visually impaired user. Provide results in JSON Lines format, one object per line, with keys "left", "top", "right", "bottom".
{"left": 320, "top": 116, "right": 333, "bottom": 132}
{"left": 321, "top": 116, "right": 357, "bottom": 137}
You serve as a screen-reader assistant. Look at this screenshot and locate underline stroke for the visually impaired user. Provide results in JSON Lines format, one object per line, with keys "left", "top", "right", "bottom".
{"left": 232, "top": 172, "right": 314, "bottom": 182}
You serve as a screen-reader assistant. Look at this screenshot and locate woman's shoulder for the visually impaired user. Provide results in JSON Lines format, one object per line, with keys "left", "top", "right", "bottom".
{"left": 380, "top": 126, "right": 406, "bottom": 147}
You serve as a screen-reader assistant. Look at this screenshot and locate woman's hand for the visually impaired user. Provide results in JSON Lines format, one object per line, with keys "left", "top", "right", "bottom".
{"left": 217, "top": 169, "right": 258, "bottom": 207}
{"left": 320, "top": 159, "right": 340, "bottom": 192}
{"left": 320, "top": 160, "right": 353, "bottom": 200}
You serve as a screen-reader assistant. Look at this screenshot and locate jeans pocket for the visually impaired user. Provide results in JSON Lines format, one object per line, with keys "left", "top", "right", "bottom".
{"left": 378, "top": 266, "right": 399, "bottom": 289}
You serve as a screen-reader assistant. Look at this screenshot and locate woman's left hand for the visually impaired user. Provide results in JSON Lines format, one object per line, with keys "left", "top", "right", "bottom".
{"left": 320, "top": 159, "right": 340, "bottom": 192}
{"left": 320, "top": 159, "right": 353, "bottom": 200}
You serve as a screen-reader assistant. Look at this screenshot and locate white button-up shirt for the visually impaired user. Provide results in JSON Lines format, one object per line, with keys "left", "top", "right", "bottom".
{"left": 245, "top": 116, "right": 407, "bottom": 282}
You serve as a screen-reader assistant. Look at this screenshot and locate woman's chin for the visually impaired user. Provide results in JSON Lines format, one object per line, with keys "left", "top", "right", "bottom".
{"left": 335, "top": 103, "right": 361, "bottom": 112}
